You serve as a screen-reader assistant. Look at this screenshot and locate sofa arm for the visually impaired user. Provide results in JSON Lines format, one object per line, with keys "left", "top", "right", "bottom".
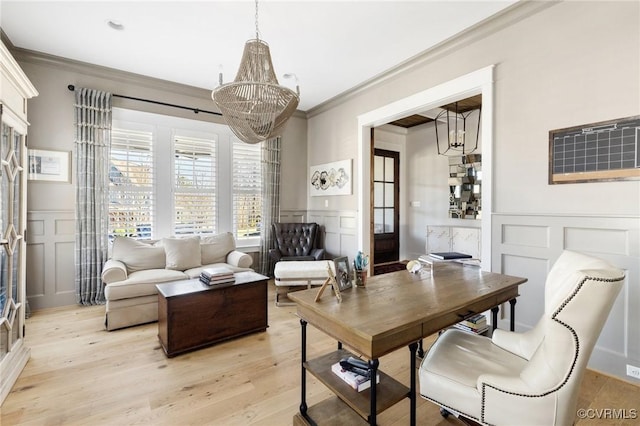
{"left": 102, "top": 259, "right": 128, "bottom": 284}
{"left": 227, "top": 250, "right": 253, "bottom": 268}
{"left": 311, "top": 248, "right": 325, "bottom": 261}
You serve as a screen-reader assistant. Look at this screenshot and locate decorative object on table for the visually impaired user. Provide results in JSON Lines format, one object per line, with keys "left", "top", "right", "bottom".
{"left": 309, "top": 159, "right": 352, "bottom": 196}
{"left": 549, "top": 115, "right": 640, "bottom": 184}
{"left": 314, "top": 264, "right": 342, "bottom": 303}
{"left": 406, "top": 260, "right": 422, "bottom": 274}
{"left": 199, "top": 266, "right": 235, "bottom": 286}
{"left": 333, "top": 256, "right": 352, "bottom": 291}
{"left": 428, "top": 251, "right": 472, "bottom": 260}
{"left": 27, "top": 149, "right": 71, "bottom": 182}
{"left": 211, "top": 0, "right": 299, "bottom": 144}
{"left": 353, "top": 251, "right": 369, "bottom": 287}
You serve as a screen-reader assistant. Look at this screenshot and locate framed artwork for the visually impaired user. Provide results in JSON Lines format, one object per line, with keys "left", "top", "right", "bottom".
{"left": 333, "top": 256, "right": 352, "bottom": 291}
{"left": 28, "top": 149, "right": 71, "bottom": 183}
{"left": 549, "top": 115, "right": 640, "bottom": 184}
{"left": 310, "top": 159, "right": 351, "bottom": 196}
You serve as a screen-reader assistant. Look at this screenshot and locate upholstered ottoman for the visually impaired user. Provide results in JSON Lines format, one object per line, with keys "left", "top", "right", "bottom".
{"left": 273, "top": 260, "right": 335, "bottom": 306}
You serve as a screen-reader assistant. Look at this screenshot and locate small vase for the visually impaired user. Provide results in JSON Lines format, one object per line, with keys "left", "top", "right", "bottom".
{"left": 354, "top": 269, "right": 367, "bottom": 287}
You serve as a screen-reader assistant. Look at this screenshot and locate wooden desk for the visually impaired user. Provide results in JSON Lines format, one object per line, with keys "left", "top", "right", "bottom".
{"left": 289, "top": 263, "right": 527, "bottom": 425}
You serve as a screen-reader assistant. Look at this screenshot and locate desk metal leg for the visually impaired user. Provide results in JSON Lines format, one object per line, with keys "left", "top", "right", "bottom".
{"left": 491, "top": 306, "right": 499, "bottom": 332}
{"left": 417, "top": 339, "right": 424, "bottom": 358}
{"left": 409, "top": 341, "right": 419, "bottom": 426}
{"left": 300, "top": 319, "right": 308, "bottom": 417}
{"left": 368, "top": 358, "right": 380, "bottom": 425}
{"left": 509, "top": 298, "right": 517, "bottom": 332}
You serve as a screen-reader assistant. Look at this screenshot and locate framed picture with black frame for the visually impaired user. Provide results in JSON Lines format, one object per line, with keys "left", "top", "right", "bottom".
{"left": 333, "top": 256, "right": 352, "bottom": 291}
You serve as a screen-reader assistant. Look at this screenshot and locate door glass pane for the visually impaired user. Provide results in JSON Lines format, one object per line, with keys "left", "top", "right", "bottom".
{"left": 374, "top": 156, "right": 383, "bottom": 181}
{"left": 374, "top": 209, "right": 384, "bottom": 234}
{"left": 384, "top": 157, "right": 394, "bottom": 181}
{"left": 374, "top": 182, "right": 384, "bottom": 207}
{"left": 384, "top": 209, "right": 394, "bottom": 233}
{"left": 384, "top": 183, "right": 394, "bottom": 207}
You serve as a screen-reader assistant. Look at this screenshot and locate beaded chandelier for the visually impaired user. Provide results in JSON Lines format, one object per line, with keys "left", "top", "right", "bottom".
{"left": 212, "top": 0, "right": 299, "bottom": 144}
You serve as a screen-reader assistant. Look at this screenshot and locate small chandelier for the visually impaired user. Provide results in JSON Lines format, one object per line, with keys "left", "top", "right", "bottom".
{"left": 212, "top": 0, "right": 300, "bottom": 144}
{"left": 434, "top": 102, "right": 481, "bottom": 156}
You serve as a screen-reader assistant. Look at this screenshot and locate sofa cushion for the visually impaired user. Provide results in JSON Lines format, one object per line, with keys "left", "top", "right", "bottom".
{"left": 104, "top": 269, "right": 188, "bottom": 300}
{"left": 162, "top": 236, "right": 202, "bottom": 271}
{"left": 111, "top": 236, "right": 166, "bottom": 273}
{"left": 200, "top": 232, "right": 235, "bottom": 264}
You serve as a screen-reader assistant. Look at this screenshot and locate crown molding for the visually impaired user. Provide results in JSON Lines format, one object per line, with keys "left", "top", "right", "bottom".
{"left": 1, "top": 39, "right": 38, "bottom": 99}
{"left": 306, "top": 0, "right": 558, "bottom": 119}
{"left": 10, "top": 46, "right": 212, "bottom": 100}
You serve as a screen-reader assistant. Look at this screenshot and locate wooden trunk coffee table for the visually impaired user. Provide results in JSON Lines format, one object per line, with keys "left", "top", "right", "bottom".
{"left": 156, "top": 271, "right": 269, "bottom": 357}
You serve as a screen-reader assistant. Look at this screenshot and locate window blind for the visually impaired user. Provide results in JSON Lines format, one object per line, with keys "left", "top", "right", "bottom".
{"left": 173, "top": 134, "right": 217, "bottom": 235}
{"left": 109, "top": 128, "right": 154, "bottom": 240}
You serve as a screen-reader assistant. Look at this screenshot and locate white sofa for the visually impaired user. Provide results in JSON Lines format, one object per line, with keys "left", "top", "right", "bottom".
{"left": 101, "top": 233, "right": 253, "bottom": 331}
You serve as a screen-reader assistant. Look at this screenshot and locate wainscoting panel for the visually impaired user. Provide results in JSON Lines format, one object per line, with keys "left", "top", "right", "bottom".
{"left": 501, "top": 253, "right": 549, "bottom": 328}
{"left": 502, "top": 224, "right": 549, "bottom": 248}
{"left": 280, "top": 209, "right": 358, "bottom": 259}
{"left": 493, "top": 214, "right": 639, "bottom": 382}
{"left": 26, "top": 211, "right": 77, "bottom": 310}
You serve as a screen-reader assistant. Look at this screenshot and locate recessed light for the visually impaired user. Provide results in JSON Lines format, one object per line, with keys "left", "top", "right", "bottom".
{"left": 107, "top": 20, "right": 124, "bottom": 31}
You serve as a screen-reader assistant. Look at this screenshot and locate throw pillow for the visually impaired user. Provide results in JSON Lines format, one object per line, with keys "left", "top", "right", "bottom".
{"left": 162, "top": 236, "right": 202, "bottom": 271}
{"left": 111, "top": 237, "right": 166, "bottom": 273}
{"left": 201, "top": 232, "right": 236, "bottom": 265}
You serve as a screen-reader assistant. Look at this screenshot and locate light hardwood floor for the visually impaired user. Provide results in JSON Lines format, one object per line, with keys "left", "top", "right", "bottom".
{"left": 2, "top": 283, "right": 638, "bottom": 425}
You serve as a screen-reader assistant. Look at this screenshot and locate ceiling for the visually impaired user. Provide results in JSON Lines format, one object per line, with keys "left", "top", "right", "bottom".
{"left": 388, "top": 94, "right": 482, "bottom": 128}
{"left": 0, "top": 1, "right": 516, "bottom": 112}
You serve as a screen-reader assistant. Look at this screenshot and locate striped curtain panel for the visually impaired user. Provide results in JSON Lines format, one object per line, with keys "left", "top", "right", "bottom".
{"left": 74, "top": 88, "right": 112, "bottom": 305}
{"left": 259, "top": 137, "right": 281, "bottom": 276}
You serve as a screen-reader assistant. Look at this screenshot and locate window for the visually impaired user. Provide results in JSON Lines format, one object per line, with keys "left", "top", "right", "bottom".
{"left": 232, "top": 140, "right": 262, "bottom": 241}
{"left": 109, "top": 127, "right": 154, "bottom": 240}
{"left": 173, "top": 134, "right": 217, "bottom": 235}
{"left": 110, "top": 108, "right": 262, "bottom": 248}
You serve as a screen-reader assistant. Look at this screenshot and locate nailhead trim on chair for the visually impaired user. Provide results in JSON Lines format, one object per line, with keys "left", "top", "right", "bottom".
{"left": 479, "top": 275, "right": 624, "bottom": 425}
{"left": 420, "top": 394, "right": 483, "bottom": 424}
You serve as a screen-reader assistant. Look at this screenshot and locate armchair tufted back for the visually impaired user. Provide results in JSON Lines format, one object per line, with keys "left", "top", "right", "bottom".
{"left": 272, "top": 223, "right": 320, "bottom": 258}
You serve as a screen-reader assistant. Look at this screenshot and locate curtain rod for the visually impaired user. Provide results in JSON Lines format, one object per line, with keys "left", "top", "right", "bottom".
{"left": 67, "top": 85, "right": 222, "bottom": 117}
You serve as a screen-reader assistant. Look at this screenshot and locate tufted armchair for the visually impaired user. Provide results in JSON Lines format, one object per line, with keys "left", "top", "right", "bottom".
{"left": 269, "top": 222, "right": 325, "bottom": 263}
{"left": 419, "top": 250, "right": 625, "bottom": 426}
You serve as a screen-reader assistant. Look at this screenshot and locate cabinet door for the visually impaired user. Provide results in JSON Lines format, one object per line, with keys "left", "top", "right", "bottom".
{"left": 451, "top": 227, "right": 481, "bottom": 259}
{"left": 0, "top": 112, "right": 27, "bottom": 367}
{"left": 426, "top": 226, "right": 451, "bottom": 254}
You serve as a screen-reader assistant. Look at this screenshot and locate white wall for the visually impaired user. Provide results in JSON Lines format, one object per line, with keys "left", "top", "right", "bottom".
{"left": 305, "top": 1, "right": 640, "bottom": 382}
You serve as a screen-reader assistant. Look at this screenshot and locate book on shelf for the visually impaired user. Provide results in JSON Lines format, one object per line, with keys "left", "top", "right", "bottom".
{"left": 463, "top": 313, "right": 486, "bottom": 325}
{"left": 453, "top": 322, "right": 489, "bottom": 335}
{"left": 428, "top": 252, "right": 473, "bottom": 260}
{"left": 331, "top": 362, "right": 380, "bottom": 392}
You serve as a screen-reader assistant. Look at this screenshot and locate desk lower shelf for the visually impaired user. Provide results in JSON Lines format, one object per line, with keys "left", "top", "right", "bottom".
{"left": 303, "top": 349, "right": 410, "bottom": 421}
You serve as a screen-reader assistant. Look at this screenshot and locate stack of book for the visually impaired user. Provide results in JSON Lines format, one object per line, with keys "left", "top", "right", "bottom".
{"left": 200, "top": 266, "right": 235, "bottom": 286}
{"left": 331, "top": 362, "right": 380, "bottom": 392}
{"left": 454, "top": 313, "right": 489, "bottom": 335}
{"left": 427, "top": 252, "right": 472, "bottom": 260}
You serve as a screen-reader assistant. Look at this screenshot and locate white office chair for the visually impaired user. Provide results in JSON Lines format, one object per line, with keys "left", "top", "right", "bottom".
{"left": 419, "top": 250, "right": 625, "bottom": 426}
